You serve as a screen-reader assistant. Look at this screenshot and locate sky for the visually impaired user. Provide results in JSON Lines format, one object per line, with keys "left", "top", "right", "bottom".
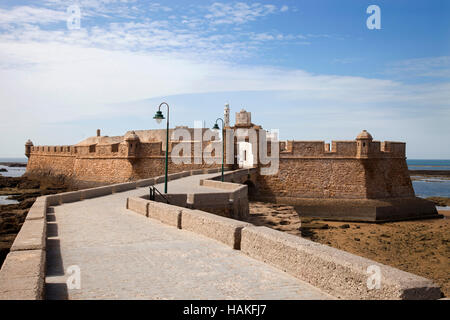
{"left": 0, "top": 0, "right": 449, "bottom": 159}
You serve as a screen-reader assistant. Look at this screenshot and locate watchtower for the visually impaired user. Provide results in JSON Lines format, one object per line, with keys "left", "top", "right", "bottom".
{"left": 356, "top": 130, "right": 373, "bottom": 159}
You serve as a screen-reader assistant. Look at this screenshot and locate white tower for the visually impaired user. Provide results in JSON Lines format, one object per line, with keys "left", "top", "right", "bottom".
{"left": 224, "top": 103, "right": 230, "bottom": 128}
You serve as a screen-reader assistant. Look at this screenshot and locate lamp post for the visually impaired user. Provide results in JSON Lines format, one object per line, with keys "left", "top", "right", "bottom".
{"left": 153, "top": 102, "right": 170, "bottom": 193}
{"left": 212, "top": 118, "right": 225, "bottom": 182}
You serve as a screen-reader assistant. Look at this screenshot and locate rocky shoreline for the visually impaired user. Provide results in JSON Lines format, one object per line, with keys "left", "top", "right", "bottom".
{"left": 409, "top": 170, "right": 450, "bottom": 180}
{"left": 0, "top": 162, "right": 27, "bottom": 168}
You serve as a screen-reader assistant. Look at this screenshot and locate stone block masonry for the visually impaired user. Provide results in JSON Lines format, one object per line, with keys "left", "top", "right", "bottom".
{"left": 181, "top": 209, "right": 250, "bottom": 249}
{"left": 0, "top": 195, "right": 48, "bottom": 300}
{"left": 0, "top": 250, "right": 46, "bottom": 300}
{"left": 240, "top": 226, "right": 442, "bottom": 300}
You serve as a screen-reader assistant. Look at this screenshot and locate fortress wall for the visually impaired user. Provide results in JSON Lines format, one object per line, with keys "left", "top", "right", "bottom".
{"left": 279, "top": 140, "right": 405, "bottom": 158}
{"left": 26, "top": 149, "right": 76, "bottom": 179}
{"left": 71, "top": 158, "right": 134, "bottom": 186}
{"left": 369, "top": 141, "right": 381, "bottom": 154}
{"left": 291, "top": 141, "right": 326, "bottom": 156}
{"left": 139, "top": 142, "right": 163, "bottom": 155}
{"left": 26, "top": 142, "right": 222, "bottom": 188}
{"left": 257, "top": 155, "right": 414, "bottom": 201}
{"left": 25, "top": 136, "right": 409, "bottom": 193}
{"left": 281, "top": 141, "right": 358, "bottom": 157}
{"left": 363, "top": 157, "right": 415, "bottom": 199}
{"left": 330, "top": 141, "right": 357, "bottom": 156}
{"left": 257, "top": 158, "right": 367, "bottom": 200}
{"left": 381, "top": 141, "right": 406, "bottom": 156}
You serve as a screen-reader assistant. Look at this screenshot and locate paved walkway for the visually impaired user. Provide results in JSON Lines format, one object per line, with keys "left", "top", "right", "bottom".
{"left": 45, "top": 174, "right": 333, "bottom": 300}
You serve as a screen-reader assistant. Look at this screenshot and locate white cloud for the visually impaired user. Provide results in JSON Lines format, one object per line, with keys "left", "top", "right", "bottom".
{"left": 0, "top": 39, "right": 448, "bottom": 157}
{"left": 0, "top": 6, "right": 67, "bottom": 25}
{"left": 385, "top": 56, "right": 450, "bottom": 79}
{"left": 148, "top": 3, "right": 173, "bottom": 13}
{"left": 280, "top": 5, "right": 289, "bottom": 12}
{"left": 205, "top": 2, "right": 278, "bottom": 25}
{"left": 1, "top": 40, "right": 448, "bottom": 123}
{"left": 0, "top": 2, "right": 448, "bottom": 158}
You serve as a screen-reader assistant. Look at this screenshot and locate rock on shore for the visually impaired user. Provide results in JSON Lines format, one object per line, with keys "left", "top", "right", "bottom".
{"left": 426, "top": 196, "right": 450, "bottom": 207}
{"left": 0, "top": 162, "right": 27, "bottom": 168}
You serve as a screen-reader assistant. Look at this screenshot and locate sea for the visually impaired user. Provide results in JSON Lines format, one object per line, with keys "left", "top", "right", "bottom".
{"left": 408, "top": 159, "right": 450, "bottom": 211}
{"left": 0, "top": 158, "right": 449, "bottom": 206}
{"left": 0, "top": 158, "right": 27, "bottom": 205}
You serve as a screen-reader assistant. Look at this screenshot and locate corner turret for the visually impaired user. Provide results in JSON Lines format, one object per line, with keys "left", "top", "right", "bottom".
{"left": 356, "top": 130, "right": 373, "bottom": 158}
{"left": 25, "top": 139, "right": 33, "bottom": 158}
{"left": 124, "top": 131, "right": 140, "bottom": 159}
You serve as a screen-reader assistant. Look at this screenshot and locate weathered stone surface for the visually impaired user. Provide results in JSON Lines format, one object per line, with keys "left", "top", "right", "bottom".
{"left": 189, "top": 192, "right": 230, "bottom": 207}
{"left": 60, "top": 191, "right": 82, "bottom": 204}
{"left": 25, "top": 205, "right": 46, "bottom": 221}
{"left": 136, "top": 178, "right": 155, "bottom": 188}
{"left": 155, "top": 176, "right": 165, "bottom": 183}
{"left": 240, "top": 226, "right": 442, "bottom": 300}
{"left": 206, "top": 168, "right": 220, "bottom": 174}
{"left": 112, "top": 182, "right": 137, "bottom": 193}
{"left": 46, "top": 194, "right": 60, "bottom": 206}
{"left": 201, "top": 179, "right": 241, "bottom": 190}
{"left": 25, "top": 196, "right": 48, "bottom": 221}
{"left": 34, "top": 196, "right": 47, "bottom": 208}
{"left": 127, "top": 197, "right": 148, "bottom": 217}
{"left": 81, "top": 185, "right": 113, "bottom": 199}
{"left": 0, "top": 249, "right": 45, "bottom": 300}
{"left": 168, "top": 172, "right": 184, "bottom": 181}
{"left": 190, "top": 169, "right": 204, "bottom": 175}
{"left": 147, "top": 200, "right": 182, "bottom": 228}
{"left": 181, "top": 209, "right": 250, "bottom": 249}
{"left": 10, "top": 219, "right": 46, "bottom": 251}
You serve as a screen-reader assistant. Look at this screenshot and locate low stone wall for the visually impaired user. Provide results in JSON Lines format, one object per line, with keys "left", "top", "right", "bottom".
{"left": 0, "top": 196, "right": 48, "bottom": 300}
{"left": 181, "top": 209, "right": 250, "bottom": 249}
{"left": 0, "top": 169, "right": 207, "bottom": 300}
{"left": 133, "top": 169, "right": 250, "bottom": 220}
{"left": 127, "top": 198, "right": 443, "bottom": 300}
{"left": 148, "top": 200, "right": 182, "bottom": 228}
{"left": 240, "top": 226, "right": 442, "bottom": 299}
{"left": 127, "top": 197, "right": 249, "bottom": 249}
{"left": 199, "top": 172, "right": 250, "bottom": 220}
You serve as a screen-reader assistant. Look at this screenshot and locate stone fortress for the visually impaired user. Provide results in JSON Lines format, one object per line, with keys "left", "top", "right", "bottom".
{"left": 24, "top": 107, "right": 438, "bottom": 222}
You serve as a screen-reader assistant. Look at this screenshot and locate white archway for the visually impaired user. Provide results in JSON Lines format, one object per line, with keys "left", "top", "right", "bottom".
{"left": 237, "top": 142, "right": 254, "bottom": 168}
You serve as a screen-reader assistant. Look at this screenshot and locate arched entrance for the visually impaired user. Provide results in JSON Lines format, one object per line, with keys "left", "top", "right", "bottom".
{"left": 237, "top": 142, "right": 254, "bottom": 168}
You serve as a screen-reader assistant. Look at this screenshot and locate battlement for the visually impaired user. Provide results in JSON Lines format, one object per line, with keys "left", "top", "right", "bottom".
{"left": 279, "top": 140, "right": 405, "bottom": 158}
{"left": 30, "top": 145, "right": 76, "bottom": 155}
{"left": 29, "top": 140, "right": 223, "bottom": 159}
{"left": 27, "top": 129, "right": 406, "bottom": 161}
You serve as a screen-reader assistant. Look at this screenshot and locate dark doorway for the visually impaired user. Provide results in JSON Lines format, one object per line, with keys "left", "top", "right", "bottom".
{"left": 244, "top": 180, "right": 257, "bottom": 200}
